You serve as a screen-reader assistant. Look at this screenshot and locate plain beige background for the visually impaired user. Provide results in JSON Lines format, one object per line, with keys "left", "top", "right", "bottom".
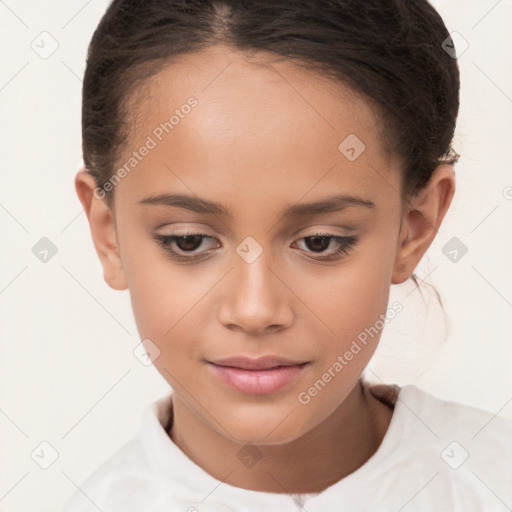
{"left": 0, "top": 0, "right": 511, "bottom": 510}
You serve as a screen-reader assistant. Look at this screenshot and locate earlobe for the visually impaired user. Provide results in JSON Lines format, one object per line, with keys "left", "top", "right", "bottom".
{"left": 75, "top": 169, "right": 128, "bottom": 291}
{"left": 392, "top": 164, "right": 456, "bottom": 284}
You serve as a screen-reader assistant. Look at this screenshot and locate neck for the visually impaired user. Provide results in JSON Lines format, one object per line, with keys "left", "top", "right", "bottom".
{"left": 167, "top": 379, "right": 394, "bottom": 494}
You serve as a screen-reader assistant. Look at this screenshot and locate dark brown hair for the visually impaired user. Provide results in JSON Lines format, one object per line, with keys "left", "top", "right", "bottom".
{"left": 82, "top": 0, "right": 460, "bottom": 295}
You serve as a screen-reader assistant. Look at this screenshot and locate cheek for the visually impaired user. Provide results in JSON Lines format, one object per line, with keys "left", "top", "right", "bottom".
{"left": 129, "top": 270, "right": 205, "bottom": 342}
{"left": 128, "top": 267, "right": 210, "bottom": 383}
{"left": 306, "top": 241, "right": 396, "bottom": 364}
{"left": 119, "top": 230, "right": 206, "bottom": 348}
{"left": 315, "top": 254, "right": 393, "bottom": 330}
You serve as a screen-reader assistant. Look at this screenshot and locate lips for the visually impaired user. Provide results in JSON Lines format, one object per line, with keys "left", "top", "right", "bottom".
{"left": 207, "top": 356, "right": 309, "bottom": 395}
{"left": 208, "top": 356, "right": 307, "bottom": 371}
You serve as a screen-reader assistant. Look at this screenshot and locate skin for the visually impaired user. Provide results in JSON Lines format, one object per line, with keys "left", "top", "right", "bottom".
{"left": 75, "top": 45, "right": 455, "bottom": 494}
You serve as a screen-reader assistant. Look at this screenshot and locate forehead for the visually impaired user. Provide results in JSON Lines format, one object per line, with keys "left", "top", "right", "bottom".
{"left": 131, "top": 44, "right": 383, "bottom": 144}
{"left": 116, "top": 44, "right": 401, "bottom": 211}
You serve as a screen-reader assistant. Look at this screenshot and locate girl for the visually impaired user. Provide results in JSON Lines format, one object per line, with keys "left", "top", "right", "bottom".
{"left": 63, "top": 0, "right": 512, "bottom": 510}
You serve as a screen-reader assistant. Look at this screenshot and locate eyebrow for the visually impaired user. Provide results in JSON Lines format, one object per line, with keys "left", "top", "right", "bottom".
{"left": 139, "top": 193, "right": 376, "bottom": 217}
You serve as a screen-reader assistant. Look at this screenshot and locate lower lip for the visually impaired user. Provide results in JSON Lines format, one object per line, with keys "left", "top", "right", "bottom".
{"left": 207, "top": 363, "right": 307, "bottom": 395}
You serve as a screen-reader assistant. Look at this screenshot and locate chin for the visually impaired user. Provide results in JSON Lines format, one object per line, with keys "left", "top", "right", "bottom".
{"left": 218, "top": 410, "right": 309, "bottom": 446}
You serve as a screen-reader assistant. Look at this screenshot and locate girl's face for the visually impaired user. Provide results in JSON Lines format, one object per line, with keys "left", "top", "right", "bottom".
{"left": 92, "top": 45, "right": 412, "bottom": 443}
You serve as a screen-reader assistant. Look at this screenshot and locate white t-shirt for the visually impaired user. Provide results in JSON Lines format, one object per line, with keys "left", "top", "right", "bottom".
{"left": 61, "top": 382, "right": 512, "bottom": 512}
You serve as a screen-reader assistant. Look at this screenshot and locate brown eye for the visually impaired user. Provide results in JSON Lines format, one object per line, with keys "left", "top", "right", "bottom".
{"left": 293, "top": 233, "right": 358, "bottom": 260}
{"left": 153, "top": 233, "right": 220, "bottom": 261}
{"left": 174, "top": 235, "right": 204, "bottom": 252}
{"left": 303, "top": 236, "right": 331, "bottom": 252}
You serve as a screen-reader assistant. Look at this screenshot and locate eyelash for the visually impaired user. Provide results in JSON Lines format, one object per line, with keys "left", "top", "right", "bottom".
{"left": 153, "top": 231, "right": 358, "bottom": 262}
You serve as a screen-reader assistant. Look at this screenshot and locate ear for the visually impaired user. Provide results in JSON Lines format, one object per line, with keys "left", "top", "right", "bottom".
{"left": 392, "top": 164, "right": 456, "bottom": 284}
{"left": 75, "top": 169, "right": 128, "bottom": 291}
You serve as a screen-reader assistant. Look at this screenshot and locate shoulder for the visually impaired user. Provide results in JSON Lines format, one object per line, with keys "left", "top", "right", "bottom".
{"left": 380, "top": 384, "right": 512, "bottom": 511}
{"left": 60, "top": 395, "right": 174, "bottom": 512}
{"left": 396, "top": 384, "right": 512, "bottom": 446}
{"left": 60, "top": 437, "right": 158, "bottom": 512}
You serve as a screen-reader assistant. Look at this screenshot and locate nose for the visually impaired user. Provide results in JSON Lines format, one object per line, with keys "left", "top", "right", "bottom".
{"left": 218, "top": 253, "right": 294, "bottom": 335}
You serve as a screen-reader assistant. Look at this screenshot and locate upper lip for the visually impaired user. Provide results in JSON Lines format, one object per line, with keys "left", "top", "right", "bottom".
{"left": 208, "top": 356, "right": 307, "bottom": 370}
